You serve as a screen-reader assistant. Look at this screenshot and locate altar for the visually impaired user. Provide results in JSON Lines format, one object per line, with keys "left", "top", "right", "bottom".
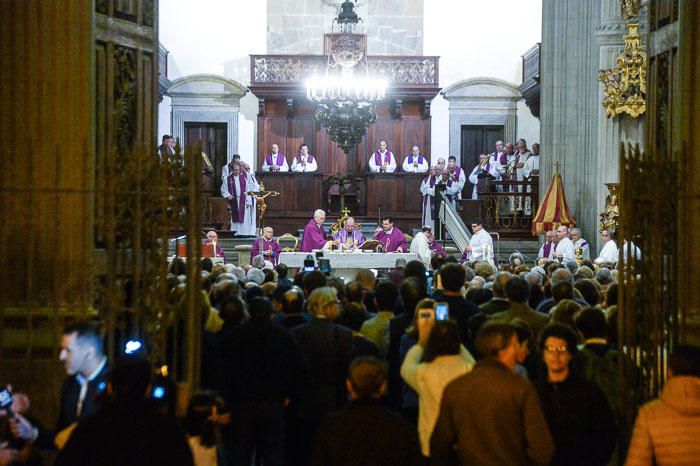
{"left": 279, "top": 251, "right": 419, "bottom": 281}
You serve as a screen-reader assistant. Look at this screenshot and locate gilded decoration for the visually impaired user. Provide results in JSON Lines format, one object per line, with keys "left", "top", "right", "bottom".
{"left": 599, "top": 23, "right": 647, "bottom": 118}
{"left": 600, "top": 183, "right": 620, "bottom": 233}
{"left": 620, "top": 0, "right": 642, "bottom": 20}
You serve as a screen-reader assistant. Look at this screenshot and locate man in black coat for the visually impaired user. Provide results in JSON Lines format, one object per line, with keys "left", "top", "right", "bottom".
{"left": 432, "top": 263, "right": 479, "bottom": 346}
{"left": 311, "top": 357, "right": 423, "bottom": 466}
{"left": 222, "top": 297, "right": 306, "bottom": 466}
{"left": 54, "top": 356, "right": 193, "bottom": 466}
{"left": 11, "top": 321, "right": 110, "bottom": 450}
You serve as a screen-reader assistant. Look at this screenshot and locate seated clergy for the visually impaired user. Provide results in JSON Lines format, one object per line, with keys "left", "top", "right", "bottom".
{"left": 261, "top": 143, "right": 289, "bottom": 172}
{"left": 333, "top": 217, "right": 366, "bottom": 251}
{"left": 570, "top": 227, "right": 590, "bottom": 260}
{"left": 250, "top": 226, "right": 282, "bottom": 265}
{"left": 368, "top": 140, "right": 397, "bottom": 173}
{"left": 401, "top": 146, "right": 430, "bottom": 173}
{"left": 290, "top": 143, "right": 318, "bottom": 173}
{"left": 204, "top": 230, "right": 226, "bottom": 262}
{"left": 373, "top": 217, "right": 408, "bottom": 253}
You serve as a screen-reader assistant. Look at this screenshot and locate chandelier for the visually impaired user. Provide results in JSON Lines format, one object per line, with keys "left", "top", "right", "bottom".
{"left": 305, "top": 0, "right": 387, "bottom": 154}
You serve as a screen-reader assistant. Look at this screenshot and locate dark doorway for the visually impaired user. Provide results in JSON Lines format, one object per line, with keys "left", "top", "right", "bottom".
{"left": 460, "top": 125, "right": 504, "bottom": 174}
{"left": 184, "top": 122, "right": 228, "bottom": 194}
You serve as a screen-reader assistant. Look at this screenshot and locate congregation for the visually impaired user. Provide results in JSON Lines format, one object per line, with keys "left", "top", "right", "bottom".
{"left": 3, "top": 240, "right": 699, "bottom": 466}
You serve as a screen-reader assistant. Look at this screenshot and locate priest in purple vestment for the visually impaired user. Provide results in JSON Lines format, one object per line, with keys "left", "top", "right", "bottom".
{"left": 401, "top": 145, "right": 430, "bottom": 173}
{"left": 250, "top": 226, "right": 283, "bottom": 265}
{"left": 368, "top": 140, "right": 397, "bottom": 173}
{"left": 204, "top": 230, "right": 226, "bottom": 262}
{"left": 333, "top": 216, "right": 366, "bottom": 250}
{"left": 261, "top": 143, "right": 289, "bottom": 172}
{"left": 373, "top": 217, "right": 408, "bottom": 253}
{"left": 301, "top": 209, "right": 329, "bottom": 252}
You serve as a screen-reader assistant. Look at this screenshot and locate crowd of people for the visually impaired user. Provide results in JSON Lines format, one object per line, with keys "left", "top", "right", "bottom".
{"left": 2, "top": 244, "right": 699, "bottom": 466}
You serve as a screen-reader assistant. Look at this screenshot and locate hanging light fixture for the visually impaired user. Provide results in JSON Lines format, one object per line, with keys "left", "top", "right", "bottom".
{"left": 305, "top": 0, "right": 387, "bottom": 154}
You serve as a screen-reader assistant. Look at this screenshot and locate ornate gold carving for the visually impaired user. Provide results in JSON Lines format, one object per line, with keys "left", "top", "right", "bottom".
{"left": 620, "top": 0, "right": 642, "bottom": 20}
{"left": 599, "top": 23, "right": 647, "bottom": 118}
{"left": 599, "top": 183, "right": 620, "bottom": 233}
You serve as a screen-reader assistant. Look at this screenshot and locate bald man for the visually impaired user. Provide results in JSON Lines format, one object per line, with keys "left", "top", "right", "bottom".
{"left": 333, "top": 217, "right": 366, "bottom": 251}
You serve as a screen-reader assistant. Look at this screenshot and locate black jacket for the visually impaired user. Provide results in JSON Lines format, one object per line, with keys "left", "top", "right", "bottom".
{"left": 54, "top": 398, "right": 193, "bottom": 466}
{"left": 311, "top": 399, "right": 423, "bottom": 466}
{"left": 534, "top": 373, "right": 618, "bottom": 466}
{"left": 222, "top": 316, "right": 305, "bottom": 406}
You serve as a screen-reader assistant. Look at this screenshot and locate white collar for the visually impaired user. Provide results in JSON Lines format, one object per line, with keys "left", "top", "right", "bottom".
{"left": 77, "top": 356, "right": 107, "bottom": 385}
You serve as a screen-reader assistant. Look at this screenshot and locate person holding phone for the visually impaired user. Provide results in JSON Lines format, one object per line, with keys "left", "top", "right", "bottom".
{"left": 400, "top": 302, "right": 475, "bottom": 459}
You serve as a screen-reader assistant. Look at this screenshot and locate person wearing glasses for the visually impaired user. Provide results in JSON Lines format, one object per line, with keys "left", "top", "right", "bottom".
{"left": 594, "top": 229, "right": 618, "bottom": 264}
{"left": 460, "top": 219, "right": 494, "bottom": 265}
{"left": 535, "top": 323, "right": 617, "bottom": 466}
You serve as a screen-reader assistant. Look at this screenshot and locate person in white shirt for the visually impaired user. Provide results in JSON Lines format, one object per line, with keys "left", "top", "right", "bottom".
{"left": 400, "top": 308, "right": 475, "bottom": 458}
{"left": 523, "top": 143, "right": 540, "bottom": 179}
{"left": 465, "top": 219, "right": 494, "bottom": 264}
{"left": 570, "top": 227, "right": 591, "bottom": 260}
{"left": 290, "top": 143, "right": 318, "bottom": 172}
{"left": 368, "top": 140, "right": 397, "bottom": 173}
{"left": 554, "top": 225, "right": 576, "bottom": 263}
{"left": 401, "top": 145, "right": 430, "bottom": 173}
{"left": 514, "top": 139, "right": 532, "bottom": 182}
{"left": 261, "top": 144, "right": 289, "bottom": 172}
{"left": 409, "top": 226, "right": 433, "bottom": 266}
{"left": 595, "top": 229, "right": 618, "bottom": 264}
{"left": 489, "top": 140, "right": 505, "bottom": 173}
{"left": 621, "top": 240, "right": 642, "bottom": 262}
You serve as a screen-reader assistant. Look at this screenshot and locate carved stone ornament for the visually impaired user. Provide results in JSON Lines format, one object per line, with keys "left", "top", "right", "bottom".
{"left": 599, "top": 23, "right": 647, "bottom": 118}
{"left": 599, "top": 183, "right": 620, "bottom": 233}
{"left": 620, "top": 0, "right": 642, "bottom": 20}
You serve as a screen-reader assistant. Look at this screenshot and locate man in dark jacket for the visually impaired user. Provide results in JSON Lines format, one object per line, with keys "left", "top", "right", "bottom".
{"left": 222, "top": 297, "right": 306, "bottom": 466}
{"left": 54, "top": 356, "right": 193, "bottom": 466}
{"left": 11, "top": 321, "right": 110, "bottom": 450}
{"left": 432, "top": 263, "right": 479, "bottom": 346}
{"left": 311, "top": 357, "right": 423, "bottom": 466}
{"left": 430, "top": 323, "right": 554, "bottom": 466}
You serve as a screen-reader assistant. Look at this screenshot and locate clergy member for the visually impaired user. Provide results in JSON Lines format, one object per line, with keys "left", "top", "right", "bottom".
{"left": 373, "top": 216, "right": 408, "bottom": 252}
{"left": 427, "top": 229, "right": 447, "bottom": 257}
{"left": 447, "top": 156, "right": 467, "bottom": 191}
{"left": 523, "top": 143, "right": 540, "bottom": 179}
{"left": 221, "top": 160, "right": 258, "bottom": 235}
{"left": 420, "top": 165, "right": 440, "bottom": 230}
{"left": 489, "top": 140, "right": 505, "bottom": 173}
{"left": 204, "top": 230, "right": 225, "bottom": 262}
{"left": 401, "top": 146, "right": 430, "bottom": 173}
{"left": 333, "top": 216, "right": 365, "bottom": 250}
{"left": 570, "top": 227, "right": 591, "bottom": 260}
{"left": 468, "top": 153, "right": 498, "bottom": 199}
{"left": 301, "top": 209, "right": 328, "bottom": 252}
{"left": 437, "top": 168, "right": 463, "bottom": 212}
{"left": 368, "top": 140, "right": 397, "bottom": 173}
{"left": 261, "top": 143, "right": 289, "bottom": 172}
{"left": 408, "top": 226, "right": 433, "bottom": 266}
{"left": 538, "top": 230, "right": 556, "bottom": 261}
{"left": 554, "top": 225, "right": 576, "bottom": 263}
{"left": 250, "top": 226, "right": 282, "bottom": 265}
{"left": 594, "top": 229, "right": 618, "bottom": 264}
{"left": 461, "top": 219, "right": 494, "bottom": 264}
{"left": 290, "top": 143, "right": 318, "bottom": 172}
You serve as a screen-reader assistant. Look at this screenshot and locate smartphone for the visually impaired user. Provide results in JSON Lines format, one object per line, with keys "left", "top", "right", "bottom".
{"left": 0, "top": 386, "right": 13, "bottom": 415}
{"left": 151, "top": 385, "right": 166, "bottom": 399}
{"left": 435, "top": 302, "right": 449, "bottom": 321}
{"left": 319, "top": 258, "right": 331, "bottom": 275}
{"left": 303, "top": 255, "right": 315, "bottom": 272}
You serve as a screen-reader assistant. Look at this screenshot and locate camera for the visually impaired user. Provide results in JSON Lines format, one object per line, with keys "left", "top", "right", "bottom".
{"left": 0, "top": 386, "right": 13, "bottom": 415}
{"left": 435, "top": 302, "right": 449, "bottom": 321}
{"left": 303, "top": 255, "right": 315, "bottom": 272}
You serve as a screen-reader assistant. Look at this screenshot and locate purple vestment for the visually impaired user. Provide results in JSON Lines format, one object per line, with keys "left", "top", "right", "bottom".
{"left": 543, "top": 241, "right": 552, "bottom": 259}
{"left": 499, "top": 153, "right": 520, "bottom": 181}
{"left": 374, "top": 228, "right": 408, "bottom": 252}
{"left": 226, "top": 172, "right": 248, "bottom": 223}
{"left": 429, "top": 241, "right": 447, "bottom": 257}
{"left": 373, "top": 151, "right": 393, "bottom": 166}
{"left": 333, "top": 228, "right": 366, "bottom": 248}
{"left": 265, "top": 154, "right": 286, "bottom": 167}
{"left": 301, "top": 219, "right": 328, "bottom": 252}
{"left": 295, "top": 154, "right": 314, "bottom": 164}
{"left": 250, "top": 238, "right": 282, "bottom": 265}
{"left": 406, "top": 155, "right": 425, "bottom": 165}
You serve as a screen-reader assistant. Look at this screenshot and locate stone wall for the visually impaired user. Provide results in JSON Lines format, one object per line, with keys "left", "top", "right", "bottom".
{"left": 267, "top": 0, "right": 423, "bottom": 55}
{"left": 540, "top": 0, "right": 645, "bottom": 252}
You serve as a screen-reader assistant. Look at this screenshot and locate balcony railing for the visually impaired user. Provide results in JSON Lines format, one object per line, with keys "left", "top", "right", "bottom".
{"left": 250, "top": 55, "right": 439, "bottom": 87}
{"left": 479, "top": 180, "right": 540, "bottom": 238}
